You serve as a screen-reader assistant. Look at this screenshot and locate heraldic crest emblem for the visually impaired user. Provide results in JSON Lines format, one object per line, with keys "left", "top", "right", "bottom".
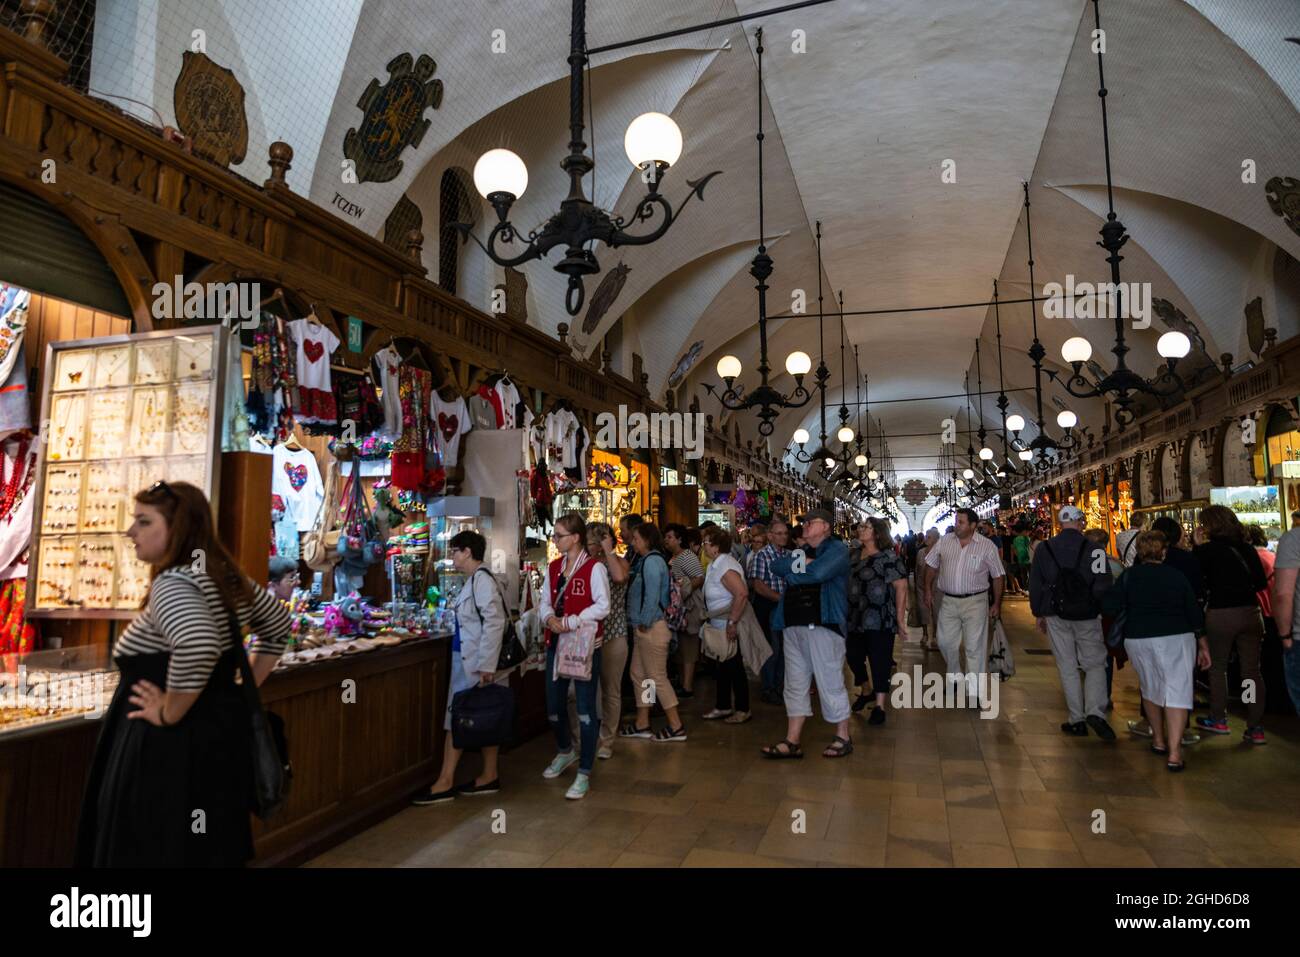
{"left": 173, "top": 51, "right": 249, "bottom": 167}
{"left": 344, "top": 53, "right": 444, "bottom": 184}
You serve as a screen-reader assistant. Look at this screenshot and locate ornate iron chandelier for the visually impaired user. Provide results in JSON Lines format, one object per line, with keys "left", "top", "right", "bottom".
{"left": 460, "top": 0, "right": 721, "bottom": 315}
{"left": 788, "top": 221, "right": 834, "bottom": 463}
{"left": 1007, "top": 182, "right": 1079, "bottom": 473}
{"left": 705, "top": 29, "right": 813, "bottom": 435}
{"left": 1043, "top": 0, "right": 1190, "bottom": 427}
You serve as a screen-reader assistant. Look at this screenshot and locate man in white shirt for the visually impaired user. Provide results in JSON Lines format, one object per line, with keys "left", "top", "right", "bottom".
{"left": 1114, "top": 512, "right": 1146, "bottom": 567}
{"left": 923, "top": 508, "right": 1005, "bottom": 705}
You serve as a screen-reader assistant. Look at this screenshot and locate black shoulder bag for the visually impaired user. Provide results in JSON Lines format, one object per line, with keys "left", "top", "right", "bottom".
{"left": 468, "top": 567, "right": 526, "bottom": 671}
{"left": 225, "top": 605, "right": 292, "bottom": 821}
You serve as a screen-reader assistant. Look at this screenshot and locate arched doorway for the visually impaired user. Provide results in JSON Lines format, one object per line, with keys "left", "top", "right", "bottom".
{"left": 438, "top": 167, "right": 476, "bottom": 297}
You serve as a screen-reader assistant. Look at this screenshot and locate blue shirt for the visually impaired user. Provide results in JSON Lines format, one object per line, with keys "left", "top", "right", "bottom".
{"left": 627, "top": 551, "right": 670, "bottom": 628}
{"left": 771, "top": 537, "right": 851, "bottom": 631}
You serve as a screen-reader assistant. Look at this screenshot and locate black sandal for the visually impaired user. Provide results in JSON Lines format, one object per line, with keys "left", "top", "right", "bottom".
{"left": 1151, "top": 744, "right": 1169, "bottom": 755}
{"left": 823, "top": 735, "right": 853, "bottom": 758}
{"left": 761, "top": 739, "right": 804, "bottom": 760}
{"left": 1167, "top": 760, "right": 1186, "bottom": 772}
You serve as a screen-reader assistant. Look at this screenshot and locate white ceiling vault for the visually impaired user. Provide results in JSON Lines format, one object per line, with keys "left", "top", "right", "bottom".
{"left": 88, "top": 0, "right": 1300, "bottom": 494}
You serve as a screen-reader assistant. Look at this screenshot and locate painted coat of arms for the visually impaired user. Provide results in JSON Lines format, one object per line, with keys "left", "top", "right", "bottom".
{"left": 344, "top": 53, "right": 444, "bottom": 184}
{"left": 173, "top": 51, "right": 249, "bottom": 167}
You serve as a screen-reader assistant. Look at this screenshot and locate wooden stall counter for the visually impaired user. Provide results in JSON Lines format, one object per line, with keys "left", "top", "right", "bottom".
{"left": 0, "top": 634, "right": 452, "bottom": 867}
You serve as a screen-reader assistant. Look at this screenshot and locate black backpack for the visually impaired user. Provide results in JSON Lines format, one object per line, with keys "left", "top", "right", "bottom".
{"left": 1041, "top": 540, "right": 1100, "bottom": 620}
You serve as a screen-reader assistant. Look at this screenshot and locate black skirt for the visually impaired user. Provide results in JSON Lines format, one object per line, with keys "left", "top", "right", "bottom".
{"left": 75, "top": 649, "right": 254, "bottom": 867}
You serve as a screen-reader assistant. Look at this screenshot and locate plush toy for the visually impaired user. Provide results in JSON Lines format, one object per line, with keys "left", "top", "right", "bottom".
{"left": 323, "top": 592, "right": 366, "bottom": 637}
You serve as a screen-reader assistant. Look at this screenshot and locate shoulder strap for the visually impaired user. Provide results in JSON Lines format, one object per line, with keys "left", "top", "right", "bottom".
{"left": 1122, "top": 533, "right": 1138, "bottom": 562}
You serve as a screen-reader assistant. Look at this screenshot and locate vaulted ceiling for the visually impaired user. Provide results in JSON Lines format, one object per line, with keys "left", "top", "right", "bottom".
{"left": 91, "top": 0, "right": 1300, "bottom": 517}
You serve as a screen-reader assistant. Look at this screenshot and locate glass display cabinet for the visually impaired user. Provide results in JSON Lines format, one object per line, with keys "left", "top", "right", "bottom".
{"left": 428, "top": 496, "right": 495, "bottom": 608}
{"left": 0, "top": 642, "right": 118, "bottom": 739}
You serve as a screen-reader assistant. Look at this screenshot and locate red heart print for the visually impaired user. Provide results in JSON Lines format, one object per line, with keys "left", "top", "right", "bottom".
{"left": 284, "top": 463, "right": 308, "bottom": 491}
{"left": 303, "top": 339, "right": 324, "bottom": 363}
{"left": 438, "top": 413, "right": 458, "bottom": 442}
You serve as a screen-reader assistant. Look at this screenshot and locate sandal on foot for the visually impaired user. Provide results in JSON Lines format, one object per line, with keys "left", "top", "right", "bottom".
{"left": 761, "top": 739, "right": 803, "bottom": 759}
{"left": 701, "top": 708, "right": 734, "bottom": 721}
{"left": 724, "top": 710, "right": 752, "bottom": 724}
{"left": 1150, "top": 744, "right": 1169, "bottom": 755}
{"left": 1166, "top": 760, "right": 1186, "bottom": 772}
{"left": 653, "top": 725, "right": 688, "bottom": 742}
{"left": 822, "top": 735, "right": 853, "bottom": 758}
{"left": 619, "top": 723, "right": 653, "bottom": 738}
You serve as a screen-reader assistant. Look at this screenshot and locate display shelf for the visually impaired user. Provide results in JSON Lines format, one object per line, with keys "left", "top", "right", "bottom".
{"left": 26, "top": 326, "right": 228, "bottom": 619}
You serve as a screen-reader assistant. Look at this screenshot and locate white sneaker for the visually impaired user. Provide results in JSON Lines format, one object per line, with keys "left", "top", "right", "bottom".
{"left": 542, "top": 751, "right": 579, "bottom": 779}
{"left": 565, "top": 773, "right": 590, "bottom": 800}
{"left": 596, "top": 746, "right": 613, "bottom": 760}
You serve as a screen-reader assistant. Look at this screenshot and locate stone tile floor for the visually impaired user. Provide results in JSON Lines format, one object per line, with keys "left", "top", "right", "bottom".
{"left": 305, "top": 597, "right": 1300, "bottom": 868}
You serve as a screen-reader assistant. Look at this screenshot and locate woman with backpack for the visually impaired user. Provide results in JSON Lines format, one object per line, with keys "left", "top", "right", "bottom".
{"left": 621, "top": 522, "right": 687, "bottom": 742}
{"left": 1192, "top": 505, "right": 1269, "bottom": 744}
{"left": 414, "top": 529, "right": 509, "bottom": 805}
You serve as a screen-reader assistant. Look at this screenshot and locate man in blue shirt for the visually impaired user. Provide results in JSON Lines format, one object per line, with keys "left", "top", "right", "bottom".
{"left": 761, "top": 509, "right": 853, "bottom": 759}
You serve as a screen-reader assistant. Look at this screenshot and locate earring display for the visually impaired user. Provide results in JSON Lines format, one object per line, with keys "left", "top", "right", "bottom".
{"left": 41, "top": 464, "right": 82, "bottom": 535}
{"left": 83, "top": 462, "right": 125, "bottom": 533}
{"left": 35, "top": 537, "right": 77, "bottom": 608}
{"left": 52, "top": 349, "right": 95, "bottom": 392}
{"left": 47, "top": 393, "right": 87, "bottom": 462}
{"left": 30, "top": 327, "right": 228, "bottom": 619}
{"left": 114, "top": 535, "right": 151, "bottom": 609}
{"left": 86, "top": 388, "right": 131, "bottom": 460}
{"left": 93, "top": 343, "right": 132, "bottom": 389}
{"left": 77, "top": 537, "right": 118, "bottom": 609}
{"left": 133, "top": 339, "right": 174, "bottom": 385}
{"left": 128, "top": 386, "right": 170, "bottom": 456}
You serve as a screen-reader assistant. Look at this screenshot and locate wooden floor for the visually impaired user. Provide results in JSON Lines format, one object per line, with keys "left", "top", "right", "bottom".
{"left": 305, "top": 596, "right": 1300, "bottom": 868}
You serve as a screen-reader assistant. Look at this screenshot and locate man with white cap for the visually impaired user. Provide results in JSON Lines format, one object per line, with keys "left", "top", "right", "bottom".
{"left": 1029, "top": 505, "right": 1116, "bottom": 739}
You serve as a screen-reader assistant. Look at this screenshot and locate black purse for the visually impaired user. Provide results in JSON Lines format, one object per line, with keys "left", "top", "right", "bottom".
{"left": 783, "top": 583, "right": 824, "bottom": 628}
{"left": 451, "top": 683, "right": 516, "bottom": 751}
{"left": 466, "top": 568, "right": 526, "bottom": 671}
{"left": 225, "top": 606, "right": 292, "bottom": 821}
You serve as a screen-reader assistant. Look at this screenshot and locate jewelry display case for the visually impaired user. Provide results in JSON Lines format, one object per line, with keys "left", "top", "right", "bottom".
{"left": 428, "top": 496, "right": 495, "bottom": 608}
{"left": 27, "top": 326, "right": 229, "bottom": 619}
{"left": 0, "top": 642, "right": 118, "bottom": 739}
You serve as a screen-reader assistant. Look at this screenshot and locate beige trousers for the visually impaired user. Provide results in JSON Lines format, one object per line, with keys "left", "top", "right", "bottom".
{"left": 598, "top": 630, "right": 629, "bottom": 749}
{"left": 631, "top": 619, "right": 678, "bottom": 710}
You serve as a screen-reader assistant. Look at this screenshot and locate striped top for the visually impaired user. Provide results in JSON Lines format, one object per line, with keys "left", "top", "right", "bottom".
{"left": 923, "top": 531, "right": 1004, "bottom": 596}
{"left": 112, "top": 567, "right": 292, "bottom": 692}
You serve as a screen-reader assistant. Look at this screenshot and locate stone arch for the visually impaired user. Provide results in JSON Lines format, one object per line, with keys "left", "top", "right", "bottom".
{"left": 438, "top": 166, "right": 477, "bottom": 297}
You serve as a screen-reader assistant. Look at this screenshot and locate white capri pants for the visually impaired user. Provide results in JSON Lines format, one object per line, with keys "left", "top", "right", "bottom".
{"left": 782, "top": 624, "right": 851, "bottom": 723}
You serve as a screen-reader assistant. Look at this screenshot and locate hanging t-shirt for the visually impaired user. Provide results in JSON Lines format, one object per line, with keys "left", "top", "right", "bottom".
{"left": 468, "top": 391, "right": 497, "bottom": 431}
{"left": 272, "top": 444, "right": 325, "bottom": 532}
{"left": 287, "top": 318, "right": 340, "bottom": 424}
{"left": 371, "top": 344, "right": 404, "bottom": 441}
{"left": 494, "top": 378, "right": 522, "bottom": 429}
{"left": 431, "top": 391, "right": 472, "bottom": 468}
{"left": 0, "top": 287, "right": 30, "bottom": 390}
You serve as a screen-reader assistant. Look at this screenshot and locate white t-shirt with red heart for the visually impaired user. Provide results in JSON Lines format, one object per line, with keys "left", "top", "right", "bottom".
{"left": 430, "top": 391, "right": 472, "bottom": 468}
{"left": 288, "top": 318, "right": 340, "bottom": 424}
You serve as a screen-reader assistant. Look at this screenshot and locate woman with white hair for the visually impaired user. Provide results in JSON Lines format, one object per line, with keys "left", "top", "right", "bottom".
{"left": 915, "top": 528, "right": 941, "bottom": 651}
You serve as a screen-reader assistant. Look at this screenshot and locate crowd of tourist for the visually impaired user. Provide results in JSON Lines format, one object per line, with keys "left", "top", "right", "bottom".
{"left": 415, "top": 500, "right": 1300, "bottom": 804}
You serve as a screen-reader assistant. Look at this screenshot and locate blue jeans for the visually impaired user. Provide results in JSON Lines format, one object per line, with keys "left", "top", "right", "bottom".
{"left": 1284, "top": 642, "right": 1300, "bottom": 714}
{"left": 546, "top": 643, "right": 602, "bottom": 773}
{"left": 753, "top": 595, "right": 783, "bottom": 693}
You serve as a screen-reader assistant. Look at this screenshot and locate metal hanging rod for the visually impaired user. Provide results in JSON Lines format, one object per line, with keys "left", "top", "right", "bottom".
{"left": 766, "top": 294, "right": 1047, "bottom": 321}
{"left": 587, "top": 0, "right": 838, "bottom": 55}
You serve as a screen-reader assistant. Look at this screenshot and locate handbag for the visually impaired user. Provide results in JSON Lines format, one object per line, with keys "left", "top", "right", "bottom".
{"left": 1105, "top": 572, "right": 1128, "bottom": 650}
{"left": 700, "top": 622, "right": 737, "bottom": 662}
{"left": 988, "top": 616, "right": 1015, "bottom": 679}
{"left": 303, "top": 460, "right": 342, "bottom": 571}
{"left": 450, "top": 683, "right": 516, "bottom": 751}
{"left": 783, "top": 583, "right": 823, "bottom": 628}
{"left": 555, "top": 620, "right": 599, "bottom": 680}
{"left": 224, "top": 605, "right": 291, "bottom": 820}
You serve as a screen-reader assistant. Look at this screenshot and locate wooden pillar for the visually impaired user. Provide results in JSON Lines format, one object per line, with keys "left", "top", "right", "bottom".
{"left": 219, "top": 452, "right": 272, "bottom": 585}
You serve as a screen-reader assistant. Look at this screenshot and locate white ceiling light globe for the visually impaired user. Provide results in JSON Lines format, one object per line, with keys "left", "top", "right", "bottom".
{"left": 1157, "top": 331, "right": 1191, "bottom": 359}
{"left": 1056, "top": 409, "right": 1078, "bottom": 429}
{"left": 1061, "top": 336, "right": 1093, "bottom": 364}
{"left": 837, "top": 426, "right": 855, "bottom": 443}
{"left": 1018, "top": 448, "right": 1034, "bottom": 461}
{"left": 793, "top": 428, "right": 810, "bottom": 445}
{"left": 979, "top": 447, "right": 994, "bottom": 461}
{"left": 473, "top": 148, "right": 528, "bottom": 199}
{"left": 963, "top": 468, "right": 975, "bottom": 480}
{"left": 867, "top": 469, "right": 878, "bottom": 481}
{"left": 716, "top": 355, "right": 742, "bottom": 380}
{"left": 785, "top": 351, "right": 812, "bottom": 376}
{"left": 824, "top": 457, "right": 836, "bottom": 470}
{"left": 624, "top": 112, "right": 683, "bottom": 169}
{"left": 955, "top": 478, "right": 965, "bottom": 488}
{"left": 1006, "top": 414, "right": 1026, "bottom": 432}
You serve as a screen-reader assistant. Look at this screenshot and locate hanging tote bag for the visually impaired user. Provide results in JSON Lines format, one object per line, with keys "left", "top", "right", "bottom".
{"left": 987, "top": 616, "right": 1016, "bottom": 680}
{"left": 555, "top": 620, "right": 599, "bottom": 680}
{"left": 303, "top": 460, "right": 343, "bottom": 571}
{"left": 700, "top": 621, "right": 738, "bottom": 662}
{"left": 223, "top": 606, "right": 291, "bottom": 820}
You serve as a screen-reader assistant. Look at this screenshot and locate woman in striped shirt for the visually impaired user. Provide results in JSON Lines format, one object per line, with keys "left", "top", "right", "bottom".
{"left": 76, "top": 481, "right": 290, "bottom": 867}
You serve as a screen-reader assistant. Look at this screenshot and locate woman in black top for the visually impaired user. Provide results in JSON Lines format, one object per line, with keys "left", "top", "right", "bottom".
{"left": 1103, "top": 531, "right": 1209, "bottom": 771}
{"left": 847, "top": 518, "right": 909, "bottom": 725}
{"left": 1191, "top": 505, "right": 1268, "bottom": 742}
{"left": 76, "top": 482, "right": 290, "bottom": 866}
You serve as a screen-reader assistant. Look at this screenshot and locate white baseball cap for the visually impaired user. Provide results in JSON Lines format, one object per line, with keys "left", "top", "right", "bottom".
{"left": 1058, "top": 505, "right": 1085, "bottom": 522}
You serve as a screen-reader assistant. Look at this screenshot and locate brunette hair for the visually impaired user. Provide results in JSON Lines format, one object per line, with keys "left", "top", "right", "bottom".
{"left": 632, "top": 521, "right": 663, "bottom": 552}
{"left": 556, "top": 512, "right": 587, "bottom": 541}
{"left": 1151, "top": 516, "right": 1182, "bottom": 547}
{"left": 702, "top": 525, "right": 733, "bottom": 553}
{"left": 135, "top": 481, "right": 254, "bottom": 611}
{"left": 860, "top": 518, "right": 892, "bottom": 552}
{"left": 1199, "top": 504, "right": 1244, "bottom": 543}
{"left": 1245, "top": 524, "right": 1267, "bottom": 548}
{"left": 1135, "top": 530, "right": 1168, "bottom": 564}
